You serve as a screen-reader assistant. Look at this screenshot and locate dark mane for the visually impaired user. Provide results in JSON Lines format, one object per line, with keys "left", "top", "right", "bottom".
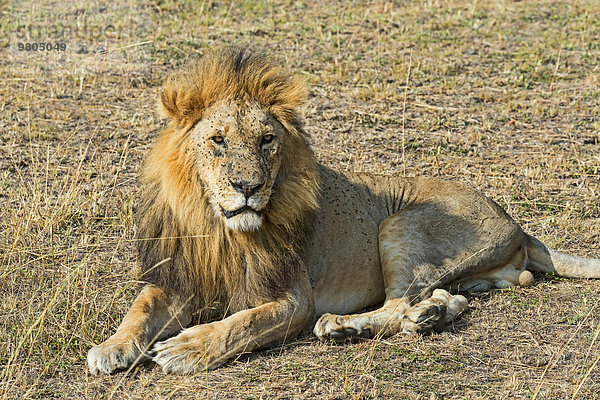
{"left": 136, "top": 47, "right": 320, "bottom": 315}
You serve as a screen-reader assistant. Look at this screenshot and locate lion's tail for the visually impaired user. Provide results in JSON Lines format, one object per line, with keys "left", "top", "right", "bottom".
{"left": 526, "top": 234, "right": 600, "bottom": 278}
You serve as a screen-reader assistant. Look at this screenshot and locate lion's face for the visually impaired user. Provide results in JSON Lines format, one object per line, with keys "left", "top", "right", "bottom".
{"left": 190, "top": 99, "right": 285, "bottom": 231}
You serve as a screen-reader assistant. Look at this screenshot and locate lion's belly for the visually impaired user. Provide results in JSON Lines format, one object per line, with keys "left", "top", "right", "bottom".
{"left": 305, "top": 169, "right": 389, "bottom": 316}
{"left": 308, "top": 246, "right": 386, "bottom": 316}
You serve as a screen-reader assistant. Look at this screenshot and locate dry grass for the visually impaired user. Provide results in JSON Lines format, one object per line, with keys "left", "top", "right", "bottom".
{"left": 1, "top": 0, "right": 600, "bottom": 398}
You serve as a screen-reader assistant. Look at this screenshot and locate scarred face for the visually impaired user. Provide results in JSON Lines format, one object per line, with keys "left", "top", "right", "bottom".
{"left": 190, "top": 99, "right": 285, "bottom": 231}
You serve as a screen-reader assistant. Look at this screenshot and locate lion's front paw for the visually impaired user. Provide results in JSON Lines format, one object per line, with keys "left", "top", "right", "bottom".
{"left": 87, "top": 338, "right": 149, "bottom": 375}
{"left": 313, "top": 313, "right": 372, "bottom": 343}
{"left": 152, "top": 324, "right": 224, "bottom": 374}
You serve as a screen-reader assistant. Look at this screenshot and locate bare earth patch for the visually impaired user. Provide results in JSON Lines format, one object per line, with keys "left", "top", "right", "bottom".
{"left": 1, "top": 0, "right": 599, "bottom": 398}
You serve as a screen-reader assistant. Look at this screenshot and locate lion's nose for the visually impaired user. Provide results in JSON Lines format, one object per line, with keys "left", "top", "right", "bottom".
{"left": 230, "top": 180, "right": 264, "bottom": 198}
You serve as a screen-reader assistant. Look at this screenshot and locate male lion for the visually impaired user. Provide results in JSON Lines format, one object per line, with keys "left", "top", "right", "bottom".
{"left": 88, "top": 47, "right": 600, "bottom": 375}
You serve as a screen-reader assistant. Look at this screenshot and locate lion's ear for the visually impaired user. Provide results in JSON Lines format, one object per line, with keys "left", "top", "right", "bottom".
{"left": 160, "top": 85, "right": 179, "bottom": 120}
{"left": 159, "top": 84, "right": 186, "bottom": 125}
{"left": 159, "top": 83, "right": 199, "bottom": 126}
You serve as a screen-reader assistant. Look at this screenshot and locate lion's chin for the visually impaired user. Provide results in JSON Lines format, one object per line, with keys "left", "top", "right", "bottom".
{"left": 222, "top": 211, "right": 263, "bottom": 232}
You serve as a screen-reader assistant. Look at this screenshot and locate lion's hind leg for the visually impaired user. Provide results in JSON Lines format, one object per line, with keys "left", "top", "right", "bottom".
{"left": 400, "top": 289, "right": 467, "bottom": 334}
{"left": 447, "top": 265, "right": 535, "bottom": 292}
{"left": 313, "top": 289, "right": 467, "bottom": 342}
{"left": 447, "top": 247, "right": 535, "bottom": 292}
{"left": 315, "top": 181, "right": 530, "bottom": 342}
{"left": 313, "top": 298, "right": 410, "bottom": 342}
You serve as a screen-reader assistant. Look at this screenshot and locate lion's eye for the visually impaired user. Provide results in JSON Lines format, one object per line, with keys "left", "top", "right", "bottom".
{"left": 211, "top": 135, "right": 225, "bottom": 144}
{"left": 261, "top": 134, "right": 274, "bottom": 145}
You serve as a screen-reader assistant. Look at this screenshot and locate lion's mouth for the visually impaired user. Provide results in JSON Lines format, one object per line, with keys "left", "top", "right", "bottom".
{"left": 220, "top": 205, "right": 262, "bottom": 219}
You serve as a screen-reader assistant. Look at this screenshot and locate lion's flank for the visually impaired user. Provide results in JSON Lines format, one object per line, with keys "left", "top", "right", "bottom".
{"left": 136, "top": 47, "right": 320, "bottom": 316}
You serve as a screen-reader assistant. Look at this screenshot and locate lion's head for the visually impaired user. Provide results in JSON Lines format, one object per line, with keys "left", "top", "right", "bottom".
{"left": 137, "top": 47, "right": 320, "bottom": 310}
{"left": 186, "top": 99, "right": 287, "bottom": 231}
{"left": 152, "top": 47, "right": 319, "bottom": 232}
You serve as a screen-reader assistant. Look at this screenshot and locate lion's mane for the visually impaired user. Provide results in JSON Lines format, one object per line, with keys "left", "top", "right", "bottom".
{"left": 136, "top": 47, "right": 320, "bottom": 315}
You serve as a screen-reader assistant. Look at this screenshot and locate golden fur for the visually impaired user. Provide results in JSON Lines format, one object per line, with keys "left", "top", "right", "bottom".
{"left": 136, "top": 48, "right": 320, "bottom": 314}
{"left": 88, "top": 47, "right": 600, "bottom": 375}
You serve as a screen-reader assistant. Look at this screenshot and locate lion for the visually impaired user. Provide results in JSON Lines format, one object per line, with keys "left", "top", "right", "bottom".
{"left": 87, "top": 47, "right": 600, "bottom": 375}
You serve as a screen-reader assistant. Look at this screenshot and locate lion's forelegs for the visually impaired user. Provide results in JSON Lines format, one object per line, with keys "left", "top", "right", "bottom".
{"left": 152, "top": 286, "right": 313, "bottom": 374}
{"left": 87, "top": 284, "right": 191, "bottom": 375}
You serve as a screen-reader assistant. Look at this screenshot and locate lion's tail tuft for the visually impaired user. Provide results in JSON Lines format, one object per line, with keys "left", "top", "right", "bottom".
{"left": 526, "top": 234, "right": 600, "bottom": 278}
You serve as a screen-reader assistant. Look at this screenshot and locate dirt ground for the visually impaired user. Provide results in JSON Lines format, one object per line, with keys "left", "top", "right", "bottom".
{"left": 1, "top": 0, "right": 600, "bottom": 398}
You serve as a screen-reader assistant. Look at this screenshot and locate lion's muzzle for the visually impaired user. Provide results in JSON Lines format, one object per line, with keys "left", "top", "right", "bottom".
{"left": 229, "top": 179, "right": 265, "bottom": 198}
{"left": 220, "top": 205, "right": 262, "bottom": 219}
